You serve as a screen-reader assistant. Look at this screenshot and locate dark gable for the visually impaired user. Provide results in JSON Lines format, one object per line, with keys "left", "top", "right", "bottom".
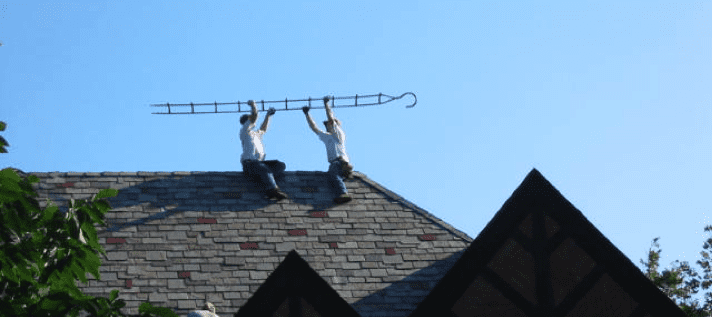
{"left": 409, "top": 169, "right": 686, "bottom": 317}
{"left": 235, "top": 250, "right": 360, "bottom": 317}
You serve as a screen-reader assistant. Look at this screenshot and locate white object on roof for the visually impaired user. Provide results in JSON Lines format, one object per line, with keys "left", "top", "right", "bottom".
{"left": 187, "top": 310, "right": 219, "bottom": 317}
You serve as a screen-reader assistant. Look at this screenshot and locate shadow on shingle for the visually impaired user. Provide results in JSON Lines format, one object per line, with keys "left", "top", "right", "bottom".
{"left": 351, "top": 250, "right": 466, "bottom": 317}
{"left": 44, "top": 172, "right": 357, "bottom": 233}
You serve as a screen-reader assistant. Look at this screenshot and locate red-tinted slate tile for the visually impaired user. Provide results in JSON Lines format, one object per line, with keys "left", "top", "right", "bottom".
{"left": 198, "top": 218, "right": 217, "bottom": 224}
{"left": 107, "top": 238, "right": 126, "bottom": 244}
{"left": 419, "top": 234, "right": 436, "bottom": 241}
{"left": 310, "top": 211, "right": 327, "bottom": 218}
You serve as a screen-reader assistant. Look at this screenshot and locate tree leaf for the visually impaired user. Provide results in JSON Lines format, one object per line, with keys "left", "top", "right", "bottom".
{"left": 95, "top": 188, "right": 119, "bottom": 200}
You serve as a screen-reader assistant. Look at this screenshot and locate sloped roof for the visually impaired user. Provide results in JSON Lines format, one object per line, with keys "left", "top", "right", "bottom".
{"left": 20, "top": 170, "right": 472, "bottom": 317}
{"left": 234, "top": 250, "right": 360, "bottom": 317}
{"left": 409, "top": 169, "right": 686, "bottom": 317}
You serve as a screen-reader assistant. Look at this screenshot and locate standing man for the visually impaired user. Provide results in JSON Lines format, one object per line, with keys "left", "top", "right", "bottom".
{"left": 302, "top": 96, "right": 354, "bottom": 204}
{"left": 240, "top": 100, "right": 288, "bottom": 200}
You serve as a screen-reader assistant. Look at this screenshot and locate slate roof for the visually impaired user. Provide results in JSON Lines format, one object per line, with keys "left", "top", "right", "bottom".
{"left": 17, "top": 170, "right": 472, "bottom": 317}
{"left": 409, "top": 169, "right": 686, "bottom": 317}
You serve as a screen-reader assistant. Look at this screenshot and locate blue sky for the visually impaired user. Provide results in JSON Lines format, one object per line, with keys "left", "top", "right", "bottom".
{"left": 1, "top": 0, "right": 711, "bottom": 302}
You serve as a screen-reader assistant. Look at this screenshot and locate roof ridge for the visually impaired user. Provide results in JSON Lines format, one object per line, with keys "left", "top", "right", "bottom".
{"left": 351, "top": 171, "right": 473, "bottom": 243}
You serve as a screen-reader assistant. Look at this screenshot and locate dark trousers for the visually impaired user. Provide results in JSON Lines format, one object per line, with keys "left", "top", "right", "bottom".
{"left": 242, "top": 160, "right": 286, "bottom": 189}
{"left": 327, "top": 160, "right": 349, "bottom": 195}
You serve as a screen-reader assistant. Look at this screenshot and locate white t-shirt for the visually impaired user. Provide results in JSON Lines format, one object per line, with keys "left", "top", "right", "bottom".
{"left": 316, "top": 124, "right": 350, "bottom": 163}
{"left": 240, "top": 120, "right": 266, "bottom": 162}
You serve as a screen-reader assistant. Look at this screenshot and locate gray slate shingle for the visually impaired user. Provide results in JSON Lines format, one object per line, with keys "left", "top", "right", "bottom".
{"left": 19, "top": 171, "right": 472, "bottom": 317}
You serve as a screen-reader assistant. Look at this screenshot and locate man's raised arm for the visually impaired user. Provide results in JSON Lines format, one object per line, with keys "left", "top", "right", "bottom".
{"left": 303, "top": 106, "right": 322, "bottom": 134}
{"left": 248, "top": 100, "right": 258, "bottom": 123}
{"left": 323, "top": 96, "right": 337, "bottom": 124}
{"left": 260, "top": 108, "right": 276, "bottom": 132}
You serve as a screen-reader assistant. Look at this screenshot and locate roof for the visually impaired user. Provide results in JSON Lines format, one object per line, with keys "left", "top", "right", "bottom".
{"left": 409, "top": 169, "right": 686, "bottom": 317}
{"left": 8, "top": 168, "right": 684, "bottom": 317}
{"left": 22, "top": 170, "right": 473, "bottom": 317}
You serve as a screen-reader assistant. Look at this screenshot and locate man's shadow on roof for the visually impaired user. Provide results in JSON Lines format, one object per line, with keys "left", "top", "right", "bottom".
{"left": 350, "top": 250, "right": 466, "bottom": 316}
{"left": 48, "top": 172, "right": 348, "bottom": 233}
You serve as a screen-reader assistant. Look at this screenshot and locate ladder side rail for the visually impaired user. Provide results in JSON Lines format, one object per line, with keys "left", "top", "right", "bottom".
{"left": 150, "top": 92, "right": 415, "bottom": 114}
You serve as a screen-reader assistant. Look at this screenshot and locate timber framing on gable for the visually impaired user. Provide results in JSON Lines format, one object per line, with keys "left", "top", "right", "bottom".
{"left": 409, "top": 169, "right": 686, "bottom": 317}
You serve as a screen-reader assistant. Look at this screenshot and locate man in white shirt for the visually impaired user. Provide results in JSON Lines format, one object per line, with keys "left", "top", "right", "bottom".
{"left": 302, "top": 96, "right": 353, "bottom": 204}
{"left": 187, "top": 302, "right": 219, "bottom": 317}
{"left": 240, "top": 100, "right": 288, "bottom": 200}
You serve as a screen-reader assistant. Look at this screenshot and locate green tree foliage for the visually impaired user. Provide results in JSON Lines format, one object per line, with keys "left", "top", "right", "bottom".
{"left": 1, "top": 121, "right": 181, "bottom": 316}
{"left": 700, "top": 226, "right": 713, "bottom": 312}
{"left": 1, "top": 121, "right": 8, "bottom": 153}
{"left": 0, "top": 168, "right": 181, "bottom": 317}
{"left": 640, "top": 225, "right": 712, "bottom": 317}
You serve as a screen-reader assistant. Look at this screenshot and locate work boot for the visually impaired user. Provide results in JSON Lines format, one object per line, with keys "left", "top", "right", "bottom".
{"left": 266, "top": 188, "right": 288, "bottom": 200}
{"left": 333, "top": 193, "right": 352, "bottom": 204}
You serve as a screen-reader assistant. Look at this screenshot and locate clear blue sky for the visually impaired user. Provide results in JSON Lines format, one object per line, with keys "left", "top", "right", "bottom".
{"left": 1, "top": 0, "right": 711, "bottom": 301}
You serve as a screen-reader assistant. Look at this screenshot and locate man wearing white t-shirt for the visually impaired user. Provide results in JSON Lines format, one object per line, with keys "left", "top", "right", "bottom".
{"left": 302, "top": 96, "right": 353, "bottom": 204}
{"left": 240, "top": 100, "right": 288, "bottom": 200}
